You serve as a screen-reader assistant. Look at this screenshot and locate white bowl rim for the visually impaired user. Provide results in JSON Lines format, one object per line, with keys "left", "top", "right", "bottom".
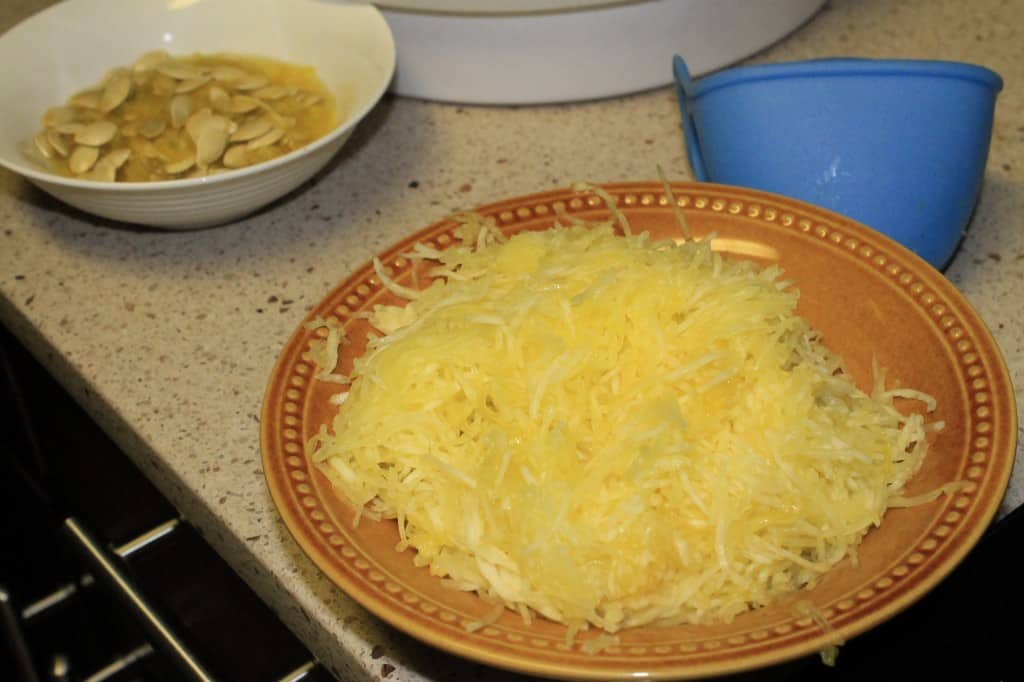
{"left": 0, "top": 0, "right": 396, "bottom": 193}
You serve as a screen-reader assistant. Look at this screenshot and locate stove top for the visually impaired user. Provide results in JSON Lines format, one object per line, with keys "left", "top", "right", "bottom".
{"left": 0, "top": 324, "right": 333, "bottom": 682}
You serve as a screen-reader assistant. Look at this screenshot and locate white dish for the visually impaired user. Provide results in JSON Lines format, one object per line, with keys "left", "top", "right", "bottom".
{"left": 382, "top": 0, "right": 825, "bottom": 104}
{"left": 376, "top": 0, "right": 621, "bottom": 13}
{"left": 0, "top": 0, "right": 395, "bottom": 230}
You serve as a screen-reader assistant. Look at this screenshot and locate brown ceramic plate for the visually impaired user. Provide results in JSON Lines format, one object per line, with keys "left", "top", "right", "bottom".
{"left": 261, "top": 182, "right": 1016, "bottom": 679}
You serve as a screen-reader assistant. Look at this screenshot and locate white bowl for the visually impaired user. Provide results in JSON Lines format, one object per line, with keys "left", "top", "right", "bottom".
{"left": 380, "top": 0, "right": 824, "bottom": 104}
{"left": 0, "top": 0, "right": 395, "bottom": 229}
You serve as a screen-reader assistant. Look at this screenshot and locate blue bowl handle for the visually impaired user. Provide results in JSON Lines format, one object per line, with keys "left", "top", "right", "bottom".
{"left": 673, "top": 55, "right": 709, "bottom": 182}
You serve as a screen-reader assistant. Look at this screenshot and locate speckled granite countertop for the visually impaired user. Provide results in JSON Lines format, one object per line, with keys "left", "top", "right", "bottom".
{"left": 1, "top": 1, "right": 1021, "bottom": 680}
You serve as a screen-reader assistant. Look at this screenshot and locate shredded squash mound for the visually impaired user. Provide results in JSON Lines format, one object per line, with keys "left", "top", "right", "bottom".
{"left": 309, "top": 213, "right": 939, "bottom": 634}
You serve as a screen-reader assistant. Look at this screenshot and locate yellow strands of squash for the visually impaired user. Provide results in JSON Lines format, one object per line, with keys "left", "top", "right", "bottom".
{"left": 657, "top": 165, "right": 692, "bottom": 241}
{"left": 572, "top": 182, "right": 631, "bottom": 235}
{"left": 310, "top": 218, "right": 940, "bottom": 633}
{"left": 303, "top": 316, "right": 348, "bottom": 384}
{"left": 795, "top": 600, "right": 845, "bottom": 666}
{"left": 465, "top": 603, "right": 506, "bottom": 633}
{"left": 888, "top": 480, "right": 966, "bottom": 508}
{"left": 581, "top": 633, "right": 620, "bottom": 655}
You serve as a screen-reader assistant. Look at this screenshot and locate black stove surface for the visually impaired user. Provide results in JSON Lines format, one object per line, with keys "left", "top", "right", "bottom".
{"left": 0, "top": 323, "right": 332, "bottom": 682}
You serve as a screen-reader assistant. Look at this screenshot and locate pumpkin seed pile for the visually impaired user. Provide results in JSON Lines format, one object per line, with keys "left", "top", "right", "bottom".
{"left": 28, "top": 51, "right": 339, "bottom": 182}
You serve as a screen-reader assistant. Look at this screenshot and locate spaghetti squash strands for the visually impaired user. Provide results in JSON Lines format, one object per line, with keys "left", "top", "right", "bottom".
{"left": 309, "top": 218, "right": 938, "bottom": 634}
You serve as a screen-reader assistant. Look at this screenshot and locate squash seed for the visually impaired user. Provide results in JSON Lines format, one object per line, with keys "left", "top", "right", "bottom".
{"left": 100, "top": 74, "right": 132, "bottom": 112}
{"left": 208, "top": 85, "right": 232, "bottom": 112}
{"left": 234, "top": 74, "right": 269, "bottom": 91}
{"left": 138, "top": 140, "right": 166, "bottom": 161}
{"left": 98, "top": 148, "right": 131, "bottom": 170}
{"left": 151, "top": 74, "right": 178, "bottom": 96}
{"left": 222, "top": 144, "right": 249, "bottom": 168}
{"left": 157, "top": 62, "right": 203, "bottom": 80}
{"left": 133, "top": 50, "right": 170, "bottom": 73}
{"left": 246, "top": 127, "right": 285, "bottom": 150}
{"left": 74, "top": 120, "right": 118, "bottom": 146}
{"left": 195, "top": 117, "right": 231, "bottom": 166}
{"left": 170, "top": 95, "right": 192, "bottom": 129}
{"left": 69, "top": 91, "right": 101, "bottom": 110}
{"left": 139, "top": 118, "right": 167, "bottom": 139}
{"left": 54, "top": 122, "right": 85, "bottom": 135}
{"left": 81, "top": 163, "right": 116, "bottom": 182}
{"left": 68, "top": 145, "right": 100, "bottom": 174}
{"left": 226, "top": 95, "right": 259, "bottom": 114}
{"left": 33, "top": 132, "right": 56, "bottom": 159}
{"left": 229, "top": 116, "right": 273, "bottom": 142}
{"left": 185, "top": 108, "right": 214, "bottom": 142}
{"left": 211, "top": 65, "right": 246, "bottom": 82}
{"left": 253, "top": 85, "right": 288, "bottom": 100}
{"left": 175, "top": 76, "right": 210, "bottom": 94}
{"left": 164, "top": 157, "right": 195, "bottom": 175}
{"left": 45, "top": 130, "right": 69, "bottom": 157}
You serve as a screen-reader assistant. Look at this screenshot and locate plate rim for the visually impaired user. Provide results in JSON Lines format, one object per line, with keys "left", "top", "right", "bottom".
{"left": 261, "top": 181, "right": 1017, "bottom": 679}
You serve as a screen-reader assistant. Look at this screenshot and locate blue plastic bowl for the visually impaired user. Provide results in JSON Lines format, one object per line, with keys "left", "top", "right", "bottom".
{"left": 673, "top": 56, "right": 1003, "bottom": 269}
